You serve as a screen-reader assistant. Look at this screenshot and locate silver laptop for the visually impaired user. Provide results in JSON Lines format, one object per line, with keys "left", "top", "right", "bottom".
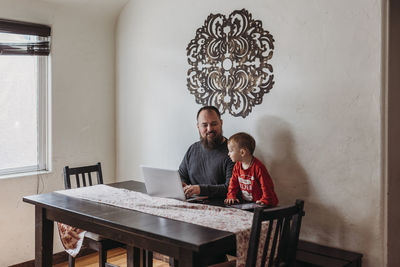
{"left": 140, "top": 165, "right": 207, "bottom": 202}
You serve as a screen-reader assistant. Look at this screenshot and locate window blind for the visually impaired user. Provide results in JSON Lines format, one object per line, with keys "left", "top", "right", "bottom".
{"left": 0, "top": 19, "right": 51, "bottom": 56}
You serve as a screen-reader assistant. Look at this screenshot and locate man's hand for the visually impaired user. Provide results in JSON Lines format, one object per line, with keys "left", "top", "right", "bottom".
{"left": 183, "top": 185, "right": 200, "bottom": 197}
{"left": 224, "top": 198, "right": 240, "bottom": 205}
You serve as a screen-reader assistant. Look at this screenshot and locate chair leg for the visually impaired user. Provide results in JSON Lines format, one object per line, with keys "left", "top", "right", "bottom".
{"left": 68, "top": 255, "right": 75, "bottom": 267}
{"left": 169, "top": 257, "right": 178, "bottom": 267}
{"left": 143, "top": 250, "right": 153, "bottom": 267}
{"left": 127, "top": 246, "right": 152, "bottom": 267}
{"left": 99, "top": 249, "right": 107, "bottom": 267}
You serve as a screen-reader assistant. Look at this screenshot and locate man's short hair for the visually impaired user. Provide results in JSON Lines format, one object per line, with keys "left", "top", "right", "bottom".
{"left": 228, "top": 132, "right": 256, "bottom": 155}
{"left": 196, "top": 106, "right": 221, "bottom": 120}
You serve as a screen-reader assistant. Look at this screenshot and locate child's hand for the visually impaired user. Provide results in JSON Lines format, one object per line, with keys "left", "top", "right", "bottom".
{"left": 256, "top": 200, "right": 266, "bottom": 206}
{"left": 224, "top": 198, "right": 239, "bottom": 205}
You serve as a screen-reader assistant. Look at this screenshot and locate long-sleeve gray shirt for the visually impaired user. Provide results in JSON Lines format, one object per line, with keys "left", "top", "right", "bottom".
{"left": 178, "top": 139, "right": 235, "bottom": 198}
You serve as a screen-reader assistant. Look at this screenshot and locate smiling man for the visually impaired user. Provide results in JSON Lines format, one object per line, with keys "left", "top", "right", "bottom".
{"left": 179, "top": 106, "right": 235, "bottom": 198}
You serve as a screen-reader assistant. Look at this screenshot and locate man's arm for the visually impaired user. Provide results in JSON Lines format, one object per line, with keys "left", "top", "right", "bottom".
{"left": 199, "top": 184, "right": 226, "bottom": 198}
{"left": 199, "top": 158, "right": 235, "bottom": 198}
{"left": 178, "top": 149, "right": 191, "bottom": 186}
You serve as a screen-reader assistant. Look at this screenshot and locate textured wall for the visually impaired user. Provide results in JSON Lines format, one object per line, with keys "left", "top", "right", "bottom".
{"left": 116, "top": 0, "right": 383, "bottom": 266}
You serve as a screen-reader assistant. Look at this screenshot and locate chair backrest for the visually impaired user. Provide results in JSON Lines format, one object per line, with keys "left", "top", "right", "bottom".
{"left": 246, "top": 199, "right": 305, "bottom": 267}
{"left": 63, "top": 162, "right": 103, "bottom": 189}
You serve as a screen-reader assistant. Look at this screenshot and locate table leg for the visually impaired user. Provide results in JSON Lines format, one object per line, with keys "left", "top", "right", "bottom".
{"left": 178, "top": 249, "right": 203, "bottom": 267}
{"left": 35, "top": 206, "right": 53, "bottom": 267}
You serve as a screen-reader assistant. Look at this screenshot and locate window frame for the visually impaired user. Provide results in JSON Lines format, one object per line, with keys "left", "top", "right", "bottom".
{"left": 0, "top": 19, "right": 51, "bottom": 178}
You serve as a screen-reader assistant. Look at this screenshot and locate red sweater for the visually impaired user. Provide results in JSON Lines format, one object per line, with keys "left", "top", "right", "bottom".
{"left": 227, "top": 157, "right": 278, "bottom": 206}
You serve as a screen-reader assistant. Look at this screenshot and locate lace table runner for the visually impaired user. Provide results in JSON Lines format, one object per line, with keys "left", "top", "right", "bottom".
{"left": 56, "top": 184, "right": 261, "bottom": 266}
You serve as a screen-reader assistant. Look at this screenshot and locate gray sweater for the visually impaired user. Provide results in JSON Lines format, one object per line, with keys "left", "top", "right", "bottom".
{"left": 178, "top": 139, "right": 235, "bottom": 198}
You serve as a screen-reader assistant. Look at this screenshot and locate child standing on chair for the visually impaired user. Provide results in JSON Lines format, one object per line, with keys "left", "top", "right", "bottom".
{"left": 225, "top": 132, "right": 278, "bottom": 207}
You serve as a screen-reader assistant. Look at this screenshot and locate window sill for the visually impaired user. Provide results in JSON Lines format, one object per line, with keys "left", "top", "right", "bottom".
{"left": 0, "top": 169, "right": 51, "bottom": 180}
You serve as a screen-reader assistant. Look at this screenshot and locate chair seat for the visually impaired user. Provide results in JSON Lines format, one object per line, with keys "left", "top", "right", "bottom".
{"left": 84, "top": 231, "right": 103, "bottom": 241}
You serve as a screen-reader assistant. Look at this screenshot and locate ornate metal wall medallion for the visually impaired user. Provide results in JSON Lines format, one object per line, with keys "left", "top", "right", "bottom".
{"left": 186, "top": 9, "right": 275, "bottom": 118}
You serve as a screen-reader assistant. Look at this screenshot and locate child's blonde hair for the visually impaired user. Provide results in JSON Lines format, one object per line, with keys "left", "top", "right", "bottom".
{"left": 228, "top": 132, "right": 256, "bottom": 155}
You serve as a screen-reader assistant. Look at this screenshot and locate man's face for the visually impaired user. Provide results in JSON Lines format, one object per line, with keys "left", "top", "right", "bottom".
{"left": 197, "top": 110, "right": 223, "bottom": 149}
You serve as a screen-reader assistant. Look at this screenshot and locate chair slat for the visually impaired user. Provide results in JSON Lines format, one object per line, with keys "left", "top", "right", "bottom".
{"left": 75, "top": 174, "right": 80, "bottom": 188}
{"left": 88, "top": 172, "right": 93, "bottom": 186}
{"left": 260, "top": 220, "right": 274, "bottom": 267}
{"left": 246, "top": 207, "right": 263, "bottom": 267}
{"left": 268, "top": 218, "right": 282, "bottom": 267}
{"left": 82, "top": 173, "right": 87, "bottom": 186}
{"left": 274, "top": 217, "right": 291, "bottom": 266}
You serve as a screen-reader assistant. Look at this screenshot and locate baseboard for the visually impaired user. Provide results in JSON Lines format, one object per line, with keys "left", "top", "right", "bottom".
{"left": 9, "top": 247, "right": 95, "bottom": 267}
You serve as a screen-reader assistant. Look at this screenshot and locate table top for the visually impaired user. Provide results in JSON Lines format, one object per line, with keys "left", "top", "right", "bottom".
{"left": 23, "top": 180, "right": 236, "bottom": 257}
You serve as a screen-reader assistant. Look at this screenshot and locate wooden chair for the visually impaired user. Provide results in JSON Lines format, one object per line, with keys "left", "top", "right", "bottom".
{"left": 64, "top": 162, "right": 104, "bottom": 190}
{"left": 63, "top": 162, "right": 124, "bottom": 267}
{"left": 210, "top": 199, "right": 305, "bottom": 267}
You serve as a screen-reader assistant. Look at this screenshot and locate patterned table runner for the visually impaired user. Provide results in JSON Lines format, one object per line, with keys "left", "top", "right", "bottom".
{"left": 56, "top": 184, "right": 260, "bottom": 266}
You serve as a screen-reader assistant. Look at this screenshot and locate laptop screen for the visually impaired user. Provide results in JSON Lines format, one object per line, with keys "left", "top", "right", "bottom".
{"left": 140, "top": 165, "right": 186, "bottom": 200}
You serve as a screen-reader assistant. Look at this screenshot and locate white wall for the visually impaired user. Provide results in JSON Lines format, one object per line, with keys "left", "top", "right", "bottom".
{"left": 116, "top": 0, "right": 383, "bottom": 266}
{"left": 0, "top": 0, "right": 125, "bottom": 266}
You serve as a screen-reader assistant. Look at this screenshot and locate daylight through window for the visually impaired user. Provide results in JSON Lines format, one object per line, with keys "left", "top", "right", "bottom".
{"left": 0, "top": 19, "right": 51, "bottom": 177}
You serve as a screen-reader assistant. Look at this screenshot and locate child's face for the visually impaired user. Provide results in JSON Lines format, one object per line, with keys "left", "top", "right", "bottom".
{"left": 228, "top": 141, "right": 241, "bottom": 162}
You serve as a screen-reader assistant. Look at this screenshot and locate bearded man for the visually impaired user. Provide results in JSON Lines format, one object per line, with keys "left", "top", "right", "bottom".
{"left": 179, "top": 106, "right": 235, "bottom": 198}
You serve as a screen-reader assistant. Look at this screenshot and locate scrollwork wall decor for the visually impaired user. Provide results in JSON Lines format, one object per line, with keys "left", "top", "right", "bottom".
{"left": 186, "top": 9, "right": 275, "bottom": 118}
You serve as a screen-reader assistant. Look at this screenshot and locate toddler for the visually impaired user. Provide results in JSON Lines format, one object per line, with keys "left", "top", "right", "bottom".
{"left": 225, "top": 132, "right": 278, "bottom": 207}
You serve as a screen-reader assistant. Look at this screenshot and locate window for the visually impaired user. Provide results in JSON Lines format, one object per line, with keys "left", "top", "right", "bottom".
{"left": 0, "top": 19, "right": 51, "bottom": 177}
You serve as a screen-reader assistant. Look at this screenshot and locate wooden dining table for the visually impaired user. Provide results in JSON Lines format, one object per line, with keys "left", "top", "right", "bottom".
{"left": 23, "top": 180, "right": 236, "bottom": 267}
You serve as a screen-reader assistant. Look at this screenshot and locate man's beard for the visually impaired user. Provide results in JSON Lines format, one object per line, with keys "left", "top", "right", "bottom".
{"left": 200, "top": 131, "right": 223, "bottom": 150}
